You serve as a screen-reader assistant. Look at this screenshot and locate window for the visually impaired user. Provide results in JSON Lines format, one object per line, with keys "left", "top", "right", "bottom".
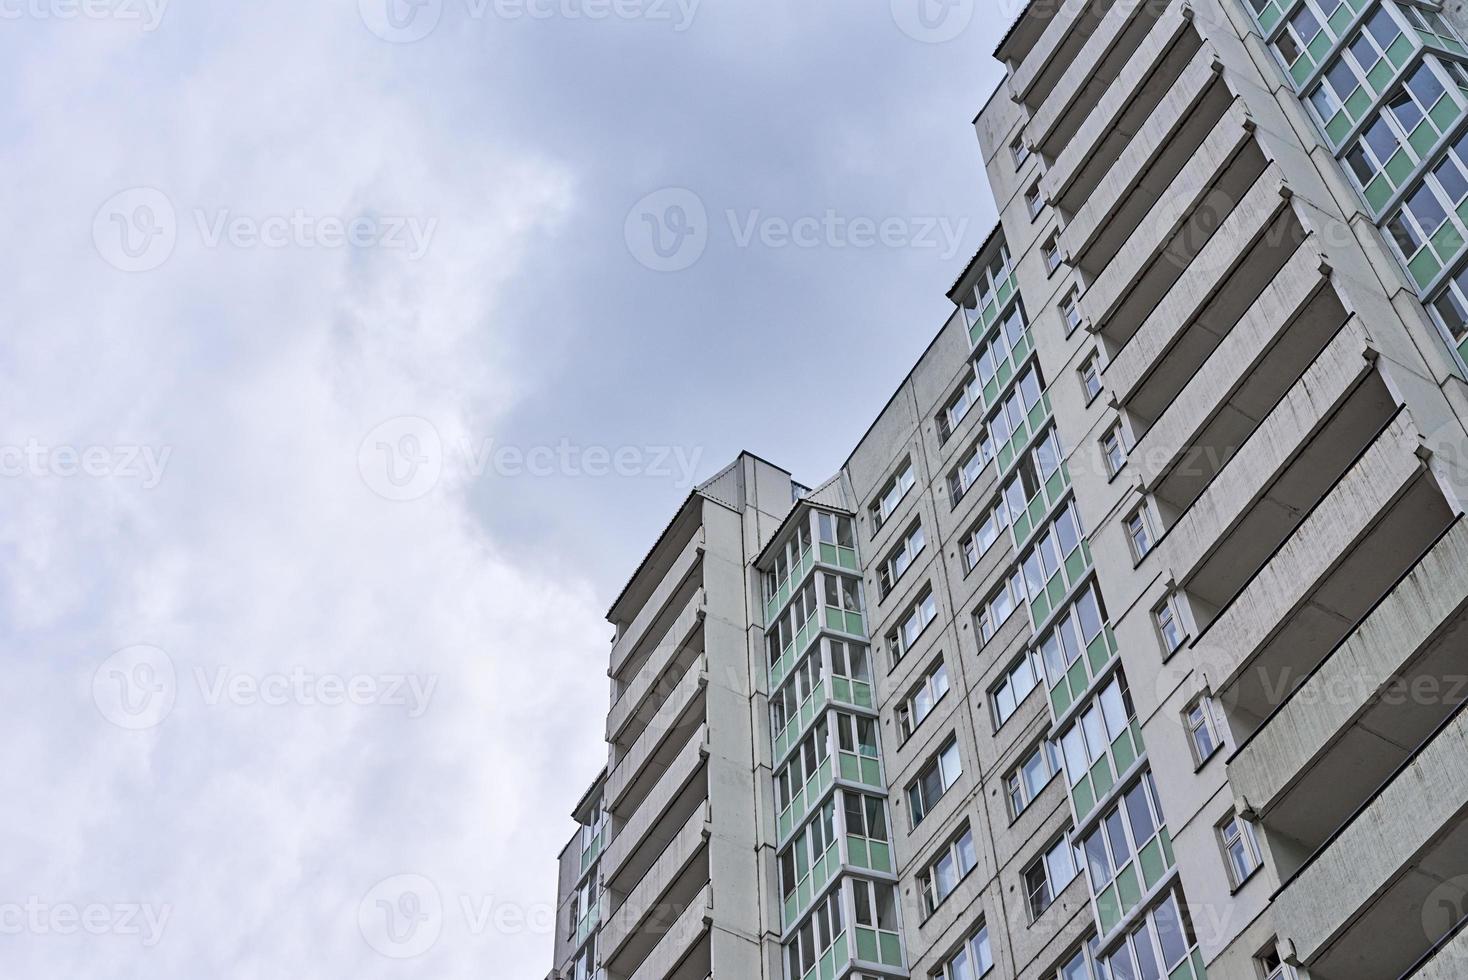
{"left": 936, "top": 923, "right": 994, "bottom": 979}
{"left": 824, "top": 573, "right": 864, "bottom": 619}
{"left": 1042, "top": 232, "right": 1062, "bottom": 274}
{"left": 1023, "top": 831, "right": 1084, "bottom": 919}
{"left": 1153, "top": 592, "right": 1186, "bottom": 655}
{"left": 1100, "top": 887, "right": 1198, "bottom": 980}
{"left": 1344, "top": 112, "right": 1406, "bottom": 190}
{"left": 1037, "top": 583, "right": 1107, "bottom": 687}
{"left": 1101, "top": 423, "right": 1126, "bottom": 477}
{"left": 871, "top": 460, "right": 915, "bottom": 529}
{"left": 828, "top": 638, "right": 871, "bottom": 685}
{"left": 771, "top": 645, "right": 820, "bottom": 734}
{"left": 1219, "top": 811, "right": 1263, "bottom": 889}
{"left": 949, "top": 430, "right": 995, "bottom": 504}
{"left": 973, "top": 299, "right": 1029, "bottom": 396}
{"left": 976, "top": 569, "right": 1026, "bottom": 645}
{"left": 843, "top": 790, "right": 889, "bottom": 845}
{"left": 570, "top": 934, "right": 596, "bottom": 980}
{"left": 966, "top": 243, "right": 1015, "bottom": 326}
{"left": 579, "top": 796, "right": 607, "bottom": 854}
{"left": 960, "top": 497, "right": 1010, "bottom": 572}
{"left": 1007, "top": 738, "right": 1062, "bottom": 817}
{"left": 897, "top": 658, "right": 950, "bottom": 741}
{"left": 907, "top": 736, "right": 962, "bottom": 826}
{"left": 1431, "top": 261, "right": 1468, "bottom": 343}
{"left": 779, "top": 799, "right": 836, "bottom": 903}
{"left": 1125, "top": 506, "right": 1153, "bottom": 561}
{"left": 764, "top": 518, "right": 815, "bottom": 603}
{"left": 1309, "top": 55, "right": 1365, "bottom": 125}
{"left": 1080, "top": 771, "right": 1167, "bottom": 898}
{"left": 919, "top": 826, "right": 978, "bottom": 916}
{"left": 853, "top": 879, "right": 901, "bottom": 940}
{"left": 939, "top": 368, "right": 982, "bottom": 443}
{"left": 1011, "top": 135, "right": 1031, "bottom": 168}
{"left": 785, "top": 888, "right": 844, "bottom": 979}
{"left": 878, "top": 521, "right": 926, "bottom": 598}
{"left": 775, "top": 716, "right": 830, "bottom": 812}
{"left": 1019, "top": 499, "right": 1083, "bottom": 605}
{"left": 1060, "top": 289, "right": 1082, "bottom": 335}
{"left": 1185, "top": 695, "right": 1221, "bottom": 767}
{"left": 1079, "top": 352, "right": 1101, "bottom": 403}
{"left": 1026, "top": 180, "right": 1044, "bottom": 219}
{"left": 991, "top": 648, "right": 1045, "bottom": 729}
{"left": 1258, "top": 943, "right": 1296, "bottom": 980}
{"left": 1059, "top": 670, "right": 1134, "bottom": 788}
{"left": 887, "top": 586, "right": 937, "bottom": 664}
{"left": 1055, "top": 936, "right": 1103, "bottom": 980}
{"left": 835, "top": 711, "right": 879, "bottom": 764}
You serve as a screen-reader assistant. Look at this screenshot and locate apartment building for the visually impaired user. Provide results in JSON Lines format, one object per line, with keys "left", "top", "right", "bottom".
{"left": 548, "top": 1, "right": 1468, "bottom": 978}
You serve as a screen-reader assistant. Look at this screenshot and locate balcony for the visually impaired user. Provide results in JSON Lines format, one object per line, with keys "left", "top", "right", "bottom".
{"left": 609, "top": 528, "right": 704, "bottom": 682}
{"left": 1229, "top": 519, "right": 1468, "bottom": 875}
{"left": 1272, "top": 699, "right": 1468, "bottom": 980}
{"left": 1129, "top": 232, "right": 1344, "bottom": 512}
{"left": 1161, "top": 325, "right": 1389, "bottom": 607}
{"left": 1061, "top": 44, "right": 1228, "bottom": 273}
{"left": 624, "top": 882, "right": 712, "bottom": 980}
{"left": 1406, "top": 915, "right": 1468, "bottom": 979}
{"left": 606, "top": 659, "right": 707, "bottom": 816}
{"left": 1028, "top": 0, "right": 1175, "bottom": 158}
{"left": 1079, "top": 113, "right": 1266, "bottom": 342}
{"left": 608, "top": 589, "right": 705, "bottom": 746}
{"left": 1045, "top": 4, "right": 1201, "bottom": 214}
{"left": 601, "top": 803, "right": 711, "bottom": 977}
{"left": 1103, "top": 170, "right": 1298, "bottom": 405}
{"left": 1010, "top": 0, "right": 1122, "bottom": 110}
{"left": 1198, "top": 414, "right": 1455, "bottom": 735}
{"left": 604, "top": 724, "right": 709, "bottom": 895}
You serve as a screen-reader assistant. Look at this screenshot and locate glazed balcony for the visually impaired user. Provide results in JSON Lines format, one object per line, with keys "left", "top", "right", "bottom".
{"left": 1230, "top": 519, "right": 1468, "bottom": 877}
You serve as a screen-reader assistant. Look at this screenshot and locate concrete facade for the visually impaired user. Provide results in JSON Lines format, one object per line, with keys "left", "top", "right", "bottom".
{"left": 548, "top": 2, "right": 1468, "bottom": 979}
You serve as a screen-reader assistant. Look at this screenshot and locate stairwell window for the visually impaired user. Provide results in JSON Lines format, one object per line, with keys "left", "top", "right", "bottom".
{"left": 1042, "top": 232, "right": 1062, "bottom": 275}
{"left": 961, "top": 497, "right": 1010, "bottom": 573}
{"left": 1185, "top": 695, "right": 1222, "bottom": 767}
{"left": 1101, "top": 423, "right": 1127, "bottom": 477}
{"left": 918, "top": 825, "right": 978, "bottom": 917}
{"left": 1079, "top": 352, "right": 1101, "bottom": 404}
{"left": 897, "top": 658, "right": 950, "bottom": 742}
{"left": 938, "top": 368, "right": 982, "bottom": 443}
{"left": 1124, "top": 505, "right": 1153, "bottom": 561}
{"left": 1026, "top": 180, "right": 1044, "bottom": 219}
{"left": 976, "top": 570, "right": 1025, "bottom": 646}
{"left": 907, "top": 735, "right": 962, "bottom": 826}
{"left": 871, "top": 460, "right": 915, "bottom": 530}
{"left": 1011, "top": 135, "right": 1030, "bottom": 169}
{"left": 1258, "top": 943, "right": 1297, "bottom": 980}
{"left": 991, "top": 648, "right": 1045, "bottom": 729}
{"left": 1153, "top": 592, "right": 1186, "bottom": 656}
{"left": 1060, "top": 289, "right": 1082, "bottom": 335}
{"left": 1219, "top": 811, "right": 1263, "bottom": 890}
{"left": 886, "top": 586, "right": 937, "bottom": 665}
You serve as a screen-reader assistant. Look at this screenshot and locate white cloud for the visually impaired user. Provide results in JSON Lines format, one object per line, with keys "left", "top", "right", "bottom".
{"left": 0, "top": 3, "right": 609, "bottom": 976}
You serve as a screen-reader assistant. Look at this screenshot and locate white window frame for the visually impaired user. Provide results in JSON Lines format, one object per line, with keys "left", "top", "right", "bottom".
{"left": 897, "top": 657, "right": 950, "bottom": 743}
{"left": 991, "top": 647, "right": 1045, "bottom": 730}
{"left": 887, "top": 586, "right": 937, "bottom": 664}
{"left": 918, "top": 825, "right": 978, "bottom": 917}
{"left": 907, "top": 736, "right": 962, "bottom": 826}
{"left": 961, "top": 496, "right": 1010, "bottom": 573}
{"left": 871, "top": 460, "right": 915, "bottom": 529}
{"left": 1041, "top": 231, "right": 1062, "bottom": 274}
{"left": 1026, "top": 180, "right": 1044, "bottom": 219}
{"left": 1079, "top": 351, "right": 1102, "bottom": 403}
{"left": 1023, "top": 830, "right": 1084, "bottom": 921}
{"left": 936, "top": 922, "right": 994, "bottom": 980}
{"left": 878, "top": 520, "right": 926, "bottom": 598}
{"left": 976, "top": 569, "right": 1026, "bottom": 646}
{"left": 1185, "top": 694, "right": 1222, "bottom": 767}
{"left": 1219, "top": 810, "right": 1263, "bottom": 889}
{"left": 1154, "top": 592, "right": 1187, "bottom": 656}
{"left": 1101, "top": 423, "right": 1127, "bottom": 477}
{"left": 1124, "top": 504, "right": 1153, "bottom": 561}
{"left": 1006, "top": 737, "right": 1062, "bottom": 818}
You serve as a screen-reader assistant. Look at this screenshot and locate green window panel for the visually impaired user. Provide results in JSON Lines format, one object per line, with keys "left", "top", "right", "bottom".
{"left": 859, "top": 756, "right": 881, "bottom": 786}
{"left": 1160, "top": 827, "right": 1176, "bottom": 867}
{"left": 878, "top": 932, "right": 903, "bottom": 966}
{"left": 1046, "top": 569, "right": 1067, "bottom": 609}
{"left": 1430, "top": 93, "right": 1463, "bottom": 132}
{"left": 1097, "top": 883, "right": 1122, "bottom": 936}
{"left": 1063, "top": 545, "right": 1089, "bottom": 585}
{"left": 1344, "top": 0, "right": 1366, "bottom": 11}
{"left": 1410, "top": 245, "right": 1443, "bottom": 286}
{"left": 856, "top": 928, "right": 879, "bottom": 964}
{"left": 969, "top": 320, "right": 985, "bottom": 347}
{"left": 847, "top": 835, "right": 869, "bottom": 868}
{"left": 981, "top": 374, "right": 1000, "bottom": 405}
{"left": 1290, "top": 54, "right": 1316, "bottom": 86}
{"left": 1327, "top": 108, "right": 1353, "bottom": 144}
{"left": 997, "top": 441, "right": 1016, "bottom": 474}
{"left": 1051, "top": 677, "right": 1072, "bottom": 717}
{"left": 1327, "top": 3, "right": 1353, "bottom": 33}
{"left": 1458, "top": 335, "right": 1468, "bottom": 362}
{"left": 1131, "top": 718, "right": 1146, "bottom": 753}
{"left": 1307, "top": 29, "right": 1333, "bottom": 62}
{"left": 1168, "top": 956, "right": 1198, "bottom": 980}
{"left": 818, "top": 541, "right": 838, "bottom": 565}
{"left": 1387, "top": 32, "right": 1414, "bottom": 67}
{"left": 1090, "top": 753, "right": 1116, "bottom": 799}
{"left": 1433, "top": 221, "right": 1466, "bottom": 265}
{"left": 1260, "top": 4, "right": 1282, "bottom": 32}
{"left": 1086, "top": 626, "right": 1116, "bottom": 676}
{"left": 1346, "top": 83, "right": 1374, "bottom": 116}
{"left": 1192, "top": 949, "right": 1208, "bottom": 979}
{"left": 784, "top": 892, "right": 798, "bottom": 928}
{"left": 836, "top": 546, "right": 858, "bottom": 570}
{"left": 851, "top": 680, "right": 873, "bottom": 709}
{"left": 1073, "top": 774, "right": 1096, "bottom": 821}
{"left": 1012, "top": 331, "right": 1032, "bottom": 364}
{"left": 832, "top": 933, "right": 849, "bottom": 976}
{"left": 1364, "top": 173, "right": 1394, "bottom": 211}
{"left": 1367, "top": 58, "right": 1396, "bottom": 93}
{"left": 839, "top": 753, "right": 860, "bottom": 783}
{"left": 1067, "top": 657, "right": 1090, "bottom": 703}
{"left": 1031, "top": 591, "right": 1052, "bottom": 623}
{"left": 1139, "top": 836, "right": 1168, "bottom": 889}
{"left": 831, "top": 676, "right": 850, "bottom": 704}
{"left": 1112, "top": 723, "right": 1138, "bottom": 776}
{"left": 869, "top": 840, "right": 891, "bottom": 872}
{"left": 1385, "top": 145, "right": 1417, "bottom": 185}
{"left": 1012, "top": 509, "right": 1034, "bottom": 547}
{"left": 1409, "top": 118, "right": 1441, "bottom": 157}
{"left": 998, "top": 277, "right": 1015, "bottom": 307}
{"left": 1116, "top": 862, "right": 1142, "bottom": 915}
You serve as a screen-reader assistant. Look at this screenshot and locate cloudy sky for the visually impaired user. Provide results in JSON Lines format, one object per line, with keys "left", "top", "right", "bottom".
{"left": 0, "top": 1, "right": 1008, "bottom": 975}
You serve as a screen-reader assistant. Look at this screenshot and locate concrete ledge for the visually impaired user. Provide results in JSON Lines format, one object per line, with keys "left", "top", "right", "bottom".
{"left": 610, "top": 529, "right": 704, "bottom": 679}
{"left": 1012, "top": 0, "right": 1119, "bottom": 104}
{"left": 604, "top": 725, "right": 709, "bottom": 884}
{"left": 1030, "top": 0, "right": 1159, "bottom": 151}
{"left": 1230, "top": 519, "right": 1468, "bottom": 816}
{"left": 608, "top": 589, "right": 706, "bottom": 744}
{"left": 602, "top": 802, "right": 711, "bottom": 964}
{"left": 606, "top": 662, "right": 708, "bottom": 812}
{"left": 627, "top": 881, "right": 713, "bottom": 980}
{"left": 1409, "top": 918, "right": 1468, "bottom": 979}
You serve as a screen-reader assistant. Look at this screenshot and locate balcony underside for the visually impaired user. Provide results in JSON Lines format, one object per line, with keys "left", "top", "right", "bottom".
{"left": 1011, "top": 0, "right": 1120, "bottom": 110}
{"left": 605, "top": 726, "right": 709, "bottom": 895}
{"left": 622, "top": 882, "right": 712, "bottom": 980}
{"left": 602, "top": 803, "right": 711, "bottom": 978}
